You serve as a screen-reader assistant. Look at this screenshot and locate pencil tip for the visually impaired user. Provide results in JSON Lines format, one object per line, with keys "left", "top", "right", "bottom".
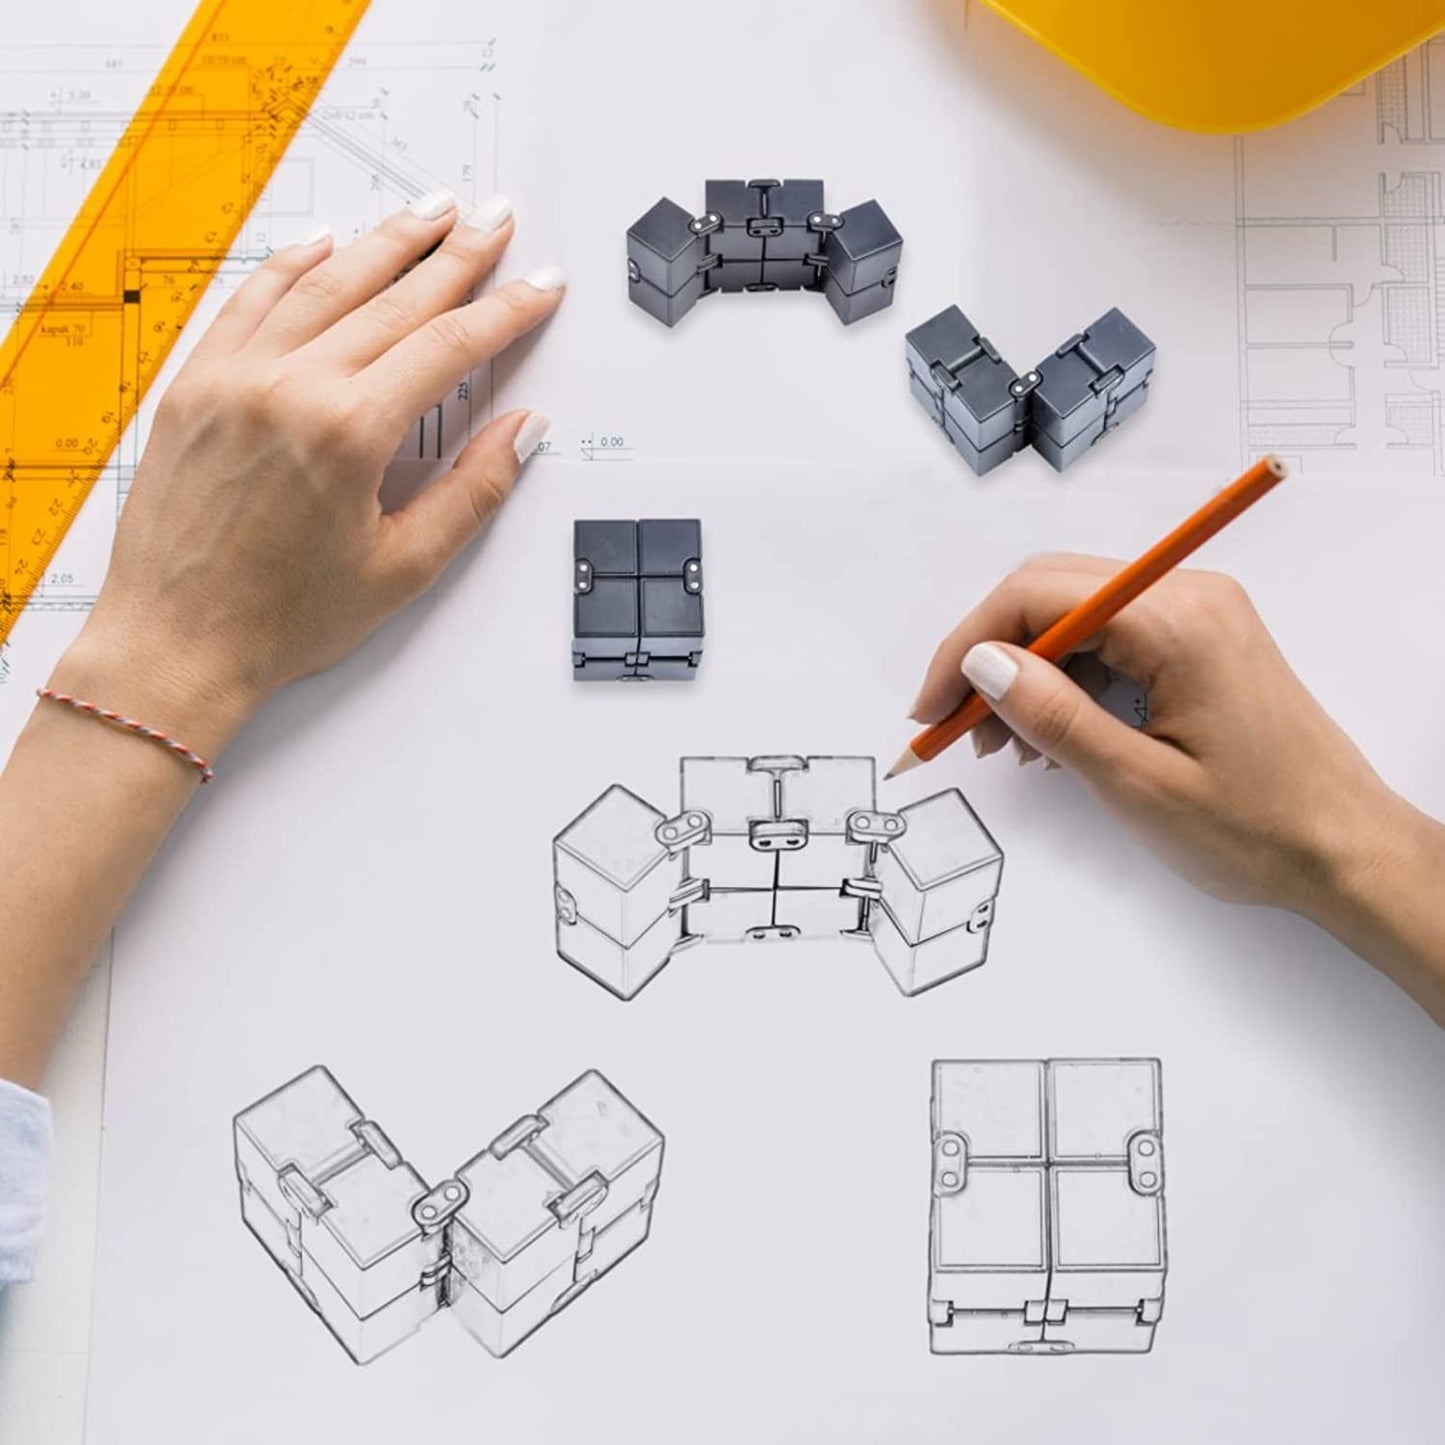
{"left": 884, "top": 748, "right": 923, "bottom": 780}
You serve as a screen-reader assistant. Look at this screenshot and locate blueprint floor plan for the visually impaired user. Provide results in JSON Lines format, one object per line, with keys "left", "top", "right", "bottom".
{"left": 1237, "top": 39, "right": 1445, "bottom": 477}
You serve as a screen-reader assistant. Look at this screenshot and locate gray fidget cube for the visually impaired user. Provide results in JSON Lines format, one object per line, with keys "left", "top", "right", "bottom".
{"left": 905, "top": 305, "right": 1032, "bottom": 475}
{"left": 1030, "top": 308, "right": 1156, "bottom": 471}
{"left": 821, "top": 200, "right": 903, "bottom": 324}
{"left": 573, "top": 519, "right": 704, "bottom": 681}
{"left": 234, "top": 1066, "right": 453, "bottom": 1364}
{"left": 553, "top": 783, "right": 687, "bottom": 999}
{"left": 871, "top": 790, "right": 1003, "bottom": 995}
{"left": 447, "top": 1071, "right": 665, "bottom": 1356}
{"left": 929, "top": 1059, "right": 1166, "bottom": 1356}
{"left": 626, "top": 197, "right": 709, "bottom": 326}
{"left": 626, "top": 180, "right": 901, "bottom": 325}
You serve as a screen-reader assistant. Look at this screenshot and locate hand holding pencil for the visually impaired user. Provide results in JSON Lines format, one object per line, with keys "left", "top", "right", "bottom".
{"left": 890, "top": 456, "right": 1287, "bottom": 777}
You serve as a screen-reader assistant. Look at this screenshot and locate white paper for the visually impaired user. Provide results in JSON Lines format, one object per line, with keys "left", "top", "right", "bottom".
{"left": 0, "top": 2, "right": 1441, "bottom": 1441}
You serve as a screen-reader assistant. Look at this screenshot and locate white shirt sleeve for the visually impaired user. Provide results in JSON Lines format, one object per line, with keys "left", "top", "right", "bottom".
{"left": 0, "top": 1076, "right": 52, "bottom": 1284}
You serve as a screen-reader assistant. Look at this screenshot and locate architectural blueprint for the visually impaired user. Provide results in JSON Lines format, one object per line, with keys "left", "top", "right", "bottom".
{"left": 1237, "top": 40, "right": 1445, "bottom": 476}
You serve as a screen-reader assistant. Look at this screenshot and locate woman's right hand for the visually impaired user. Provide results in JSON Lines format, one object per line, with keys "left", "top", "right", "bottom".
{"left": 908, "top": 556, "right": 1445, "bottom": 1021}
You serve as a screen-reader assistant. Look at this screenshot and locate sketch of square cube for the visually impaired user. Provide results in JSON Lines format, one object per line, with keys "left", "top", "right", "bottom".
{"left": 553, "top": 784, "right": 684, "bottom": 998}
{"left": 871, "top": 790, "right": 1003, "bottom": 995}
{"left": 929, "top": 1059, "right": 1166, "bottom": 1356}
{"left": 1030, "top": 308, "right": 1155, "bottom": 471}
{"left": 448, "top": 1072, "right": 663, "bottom": 1357}
{"left": 233, "top": 1067, "right": 441, "bottom": 1364}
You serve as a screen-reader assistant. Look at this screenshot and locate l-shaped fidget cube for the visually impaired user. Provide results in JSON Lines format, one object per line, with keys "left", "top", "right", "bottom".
{"left": 907, "top": 304, "right": 1155, "bottom": 473}
{"left": 553, "top": 754, "right": 1004, "bottom": 1000}
{"left": 234, "top": 1066, "right": 664, "bottom": 1364}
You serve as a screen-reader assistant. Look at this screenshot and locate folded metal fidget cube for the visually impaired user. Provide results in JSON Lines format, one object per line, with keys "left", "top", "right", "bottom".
{"left": 929, "top": 1059, "right": 1166, "bottom": 1355}
{"left": 626, "top": 179, "right": 903, "bottom": 327}
{"left": 907, "top": 304, "right": 1154, "bottom": 473}
{"left": 234, "top": 1066, "right": 664, "bottom": 1364}
{"left": 552, "top": 754, "right": 1003, "bottom": 1000}
{"left": 573, "top": 519, "right": 703, "bottom": 680}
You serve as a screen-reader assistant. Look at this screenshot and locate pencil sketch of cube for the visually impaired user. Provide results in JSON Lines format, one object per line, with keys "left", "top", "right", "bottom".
{"left": 552, "top": 784, "right": 691, "bottom": 999}
{"left": 929, "top": 1059, "right": 1166, "bottom": 1356}
{"left": 234, "top": 1066, "right": 663, "bottom": 1365}
{"left": 552, "top": 754, "right": 1004, "bottom": 1000}
{"left": 871, "top": 792, "right": 1003, "bottom": 995}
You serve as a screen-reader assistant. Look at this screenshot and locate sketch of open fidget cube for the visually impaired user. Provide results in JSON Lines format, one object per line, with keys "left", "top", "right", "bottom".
{"left": 929, "top": 1059, "right": 1166, "bottom": 1355}
{"left": 552, "top": 754, "right": 1004, "bottom": 999}
{"left": 233, "top": 1066, "right": 664, "bottom": 1364}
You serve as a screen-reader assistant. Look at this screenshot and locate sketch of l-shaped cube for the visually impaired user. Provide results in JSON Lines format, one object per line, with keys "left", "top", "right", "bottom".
{"left": 234, "top": 1066, "right": 663, "bottom": 1364}
{"left": 552, "top": 753, "right": 1004, "bottom": 999}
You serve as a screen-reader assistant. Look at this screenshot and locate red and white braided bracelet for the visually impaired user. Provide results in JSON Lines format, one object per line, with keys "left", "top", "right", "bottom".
{"left": 36, "top": 688, "right": 215, "bottom": 784}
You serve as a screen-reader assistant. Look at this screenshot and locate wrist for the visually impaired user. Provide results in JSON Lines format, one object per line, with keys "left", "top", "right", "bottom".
{"left": 49, "top": 615, "right": 264, "bottom": 760}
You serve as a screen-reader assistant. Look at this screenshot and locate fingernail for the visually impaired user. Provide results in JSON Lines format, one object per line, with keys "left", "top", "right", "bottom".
{"left": 407, "top": 188, "right": 458, "bottom": 221}
{"left": 292, "top": 224, "right": 332, "bottom": 248}
{"left": 961, "top": 643, "right": 1019, "bottom": 702}
{"left": 1044, "top": 758, "right": 1062, "bottom": 772}
{"left": 513, "top": 412, "right": 551, "bottom": 464}
{"left": 971, "top": 731, "right": 988, "bottom": 759}
{"left": 522, "top": 264, "right": 567, "bottom": 292}
{"left": 461, "top": 194, "right": 512, "bottom": 235}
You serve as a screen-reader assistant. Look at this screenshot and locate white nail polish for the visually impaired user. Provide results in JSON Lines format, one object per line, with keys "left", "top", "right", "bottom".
{"left": 407, "top": 188, "right": 457, "bottom": 221}
{"left": 293, "top": 224, "right": 332, "bottom": 247}
{"left": 461, "top": 194, "right": 513, "bottom": 235}
{"left": 513, "top": 412, "right": 551, "bottom": 464}
{"left": 522, "top": 264, "right": 567, "bottom": 292}
{"left": 961, "top": 643, "right": 1019, "bottom": 702}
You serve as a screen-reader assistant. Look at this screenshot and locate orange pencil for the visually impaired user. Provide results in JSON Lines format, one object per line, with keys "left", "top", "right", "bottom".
{"left": 886, "top": 455, "right": 1289, "bottom": 779}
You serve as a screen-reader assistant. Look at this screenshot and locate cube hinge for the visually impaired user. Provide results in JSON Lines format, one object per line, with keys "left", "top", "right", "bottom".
{"left": 412, "top": 1177, "right": 469, "bottom": 1234}
{"left": 352, "top": 1118, "right": 402, "bottom": 1169}
{"left": 966, "top": 899, "right": 994, "bottom": 934}
{"left": 554, "top": 884, "right": 578, "bottom": 926}
{"left": 933, "top": 1132, "right": 967, "bottom": 1195}
{"left": 684, "top": 558, "right": 703, "bottom": 594}
{"left": 846, "top": 808, "right": 906, "bottom": 845}
{"left": 669, "top": 875, "right": 709, "bottom": 913}
{"left": 488, "top": 1113, "right": 547, "bottom": 1159}
{"left": 277, "top": 1164, "right": 329, "bottom": 1220}
{"left": 807, "top": 211, "right": 843, "bottom": 233}
{"left": 841, "top": 875, "right": 883, "bottom": 902}
{"left": 656, "top": 809, "right": 710, "bottom": 853}
{"left": 1127, "top": 1130, "right": 1164, "bottom": 1196}
{"left": 550, "top": 1171, "right": 608, "bottom": 1227}
{"left": 750, "top": 818, "right": 808, "bottom": 852}
{"left": 574, "top": 558, "right": 593, "bottom": 594}
{"left": 689, "top": 211, "right": 722, "bottom": 236}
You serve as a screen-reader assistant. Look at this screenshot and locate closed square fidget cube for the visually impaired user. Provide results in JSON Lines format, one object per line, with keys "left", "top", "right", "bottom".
{"left": 574, "top": 519, "right": 703, "bottom": 681}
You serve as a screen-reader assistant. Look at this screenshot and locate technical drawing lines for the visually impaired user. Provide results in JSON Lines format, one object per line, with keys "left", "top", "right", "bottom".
{"left": 1236, "top": 37, "right": 1445, "bottom": 479}
{"left": 234, "top": 1065, "right": 664, "bottom": 1365}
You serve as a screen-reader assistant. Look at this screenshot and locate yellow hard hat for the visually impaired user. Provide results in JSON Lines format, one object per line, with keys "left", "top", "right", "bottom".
{"left": 978, "top": 0, "right": 1445, "bottom": 132}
